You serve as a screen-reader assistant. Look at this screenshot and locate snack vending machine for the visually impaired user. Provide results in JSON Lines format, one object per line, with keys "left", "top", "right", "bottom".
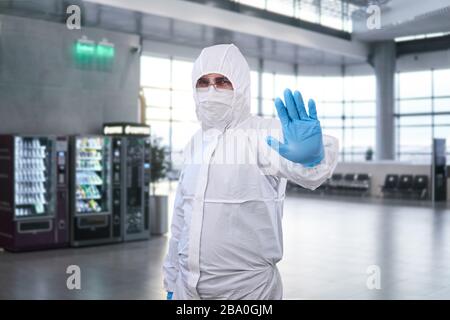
{"left": 104, "top": 123, "right": 151, "bottom": 242}
{"left": 111, "top": 136, "right": 151, "bottom": 241}
{"left": 70, "top": 136, "right": 117, "bottom": 247}
{"left": 0, "top": 135, "right": 69, "bottom": 251}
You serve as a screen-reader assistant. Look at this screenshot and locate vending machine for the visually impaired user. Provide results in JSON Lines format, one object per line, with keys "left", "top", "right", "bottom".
{"left": 0, "top": 135, "right": 69, "bottom": 251}
{"left": 432, "top": 138, "right": 447, "bottom": 202}
{"left": 104, "top": 123, "right": 151, "bottom": 242}
{"left": 70, "top": 135, "right": 117, "bottom": 247}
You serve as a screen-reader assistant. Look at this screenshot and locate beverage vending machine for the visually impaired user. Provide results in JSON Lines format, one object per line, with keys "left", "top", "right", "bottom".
{"left": 0, "top": 135, "right": 69, "bottom": 251}
{"left": 104, "top": 123, "right": 151, "bottom": 242}
{"left": 70, "top": 135, "right": 118, "bottom": 246}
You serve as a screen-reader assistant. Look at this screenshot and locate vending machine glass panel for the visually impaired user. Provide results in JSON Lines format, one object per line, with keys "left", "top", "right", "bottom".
{"left": 14, "top": 137, "right": 55, "bottom": 219}
{"left": 75, "top": 137, "right": 110, "bottom": 215}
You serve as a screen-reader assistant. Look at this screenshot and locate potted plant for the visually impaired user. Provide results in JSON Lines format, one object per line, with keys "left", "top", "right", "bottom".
{"left": 365, "top": 147, "right": 374, "bottom": 161}
{"left": 149, "top": 136, "right": 171, "bottom": 235}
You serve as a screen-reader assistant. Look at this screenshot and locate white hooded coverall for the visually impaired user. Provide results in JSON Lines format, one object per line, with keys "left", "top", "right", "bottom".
{"left": 163, "top": 44, "right": 339, "bottom": 300}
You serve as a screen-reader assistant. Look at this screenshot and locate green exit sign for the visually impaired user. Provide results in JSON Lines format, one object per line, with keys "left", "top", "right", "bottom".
{"left": 73, "top": 37, "right": 115, "bottom": 70}
{"left": 75, "top": 41, "right": 95, "bottom": 55}
{"left": 96, "top": 43, "right": 115, "bottom": 59}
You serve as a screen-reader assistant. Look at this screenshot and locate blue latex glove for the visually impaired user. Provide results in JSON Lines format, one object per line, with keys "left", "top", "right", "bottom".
{"left": 266, "top": 89, "right": 324, "bottom": 167}
{"left": 167, "top": 291, "right": 173, "bottom": 300}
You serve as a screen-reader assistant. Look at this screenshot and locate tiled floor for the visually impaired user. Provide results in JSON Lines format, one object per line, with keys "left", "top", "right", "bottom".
{"left": 280, "top": 195, "right": 450, "bottom": 300}
{"left": 1, "top": 194, "right": 450, "bottom": 300}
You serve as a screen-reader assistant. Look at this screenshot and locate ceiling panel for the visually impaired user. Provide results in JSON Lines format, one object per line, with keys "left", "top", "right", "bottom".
{"left": 1, "top": 0, "right": 364, "bottom": 66}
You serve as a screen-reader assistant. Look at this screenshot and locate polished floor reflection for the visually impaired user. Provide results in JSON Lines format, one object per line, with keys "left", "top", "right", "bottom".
{"left": 281, "top": 194, "right": 450, "bottom": 299}
{"left": 1, "top": 194, "right": 450, "bottom": 299}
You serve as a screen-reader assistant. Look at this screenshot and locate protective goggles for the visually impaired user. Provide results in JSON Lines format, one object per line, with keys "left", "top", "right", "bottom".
{"left": 196, "top": 76, "right": 233, "bottom": 90}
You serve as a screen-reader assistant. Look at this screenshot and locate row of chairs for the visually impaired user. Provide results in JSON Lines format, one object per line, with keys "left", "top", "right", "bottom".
{"left": 328, "top": 173, "right": 371, "bottom": 193}
{"left": 287, "top": 173, "right": 429, "bottom": 200}
{"left": 381, "top": 174, "right": 428, "bottom": 200}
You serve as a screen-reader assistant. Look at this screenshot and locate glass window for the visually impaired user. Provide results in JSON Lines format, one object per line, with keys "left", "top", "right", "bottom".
{"left": 396, "top": 68, "right": 450, "bottom": 163}
{"left": 297, "top": 76, "right": 323, "bottom": 102}
{"left": 297, "top": 1, "right": 319, "bottom": 23}
{"left": 172, "top": 106, "right": 197, "bottom": 122}
{"left": 251, "top": 98, "right": 259, "bottom": 115}
{"left": 141, "top": 56, "right": 171, "bottom": 88}
{"left": 399, "top": 115, "right": 432, "bottom": 126}
{"left": 433, "top": 69, "right": 450, "bottom": 97}
{"left": 262, "top": 72, "right": 274, "bottom": 99}
{"left": 146, "top": 106, "right": 170, "bottom": 121}
{"left": 398, "top": 71, "right": 432, "bottom": 99}
{"left": 321, "top": 118, "right": 342, "bottom": 128}
{"left": 434, "top": 126, "right": 450, "bottom": 140}
{"left": 141, "top": 55, "right": 196, "bottom": 172}
{"left": 343, "top": 16, "right": 352, "bottom": 33}
{"left": 239, "top": 0, "right": 266, "bottom": 9}
{"left": 266, "top": 0, "right": 293, "bottom": 16}
{"left": 434, "top": 115, "right": 450, "bottom": 125}
{"left": 434, "top": 98, "right": 450, "bottom": 113}
{"left": 398, "top": 99, "right": 432, "bottom": 114}
{"left": 399, "top": 126, "right": 432, "bottom": 151}
{"left": 319, "top": 102, "right": 343, "bottom": 118}
{"left": 274, "top": 74, "right": 297, "bottom": 98}
{"left": 172, "top": 59, "right": 193, "bottom": 90}
{"left": 319, "top": 77, "right": 344, "bottom": 102}
{"left": 233, "top": 0, "right": 354, "bottom": 32}
{"left": 348, "top": 153, "right": 366, "bottom": 162}
{"left": 345, "top": 128, "right": 375, "bottom": 149}
{"left": 295, "top": 74, "right": 376, "bottom": 162}
{"left": 262, "top": 99, "right": 276, "bottom": 117}
{"left": 141, "top": 59, "right": 377, "bottom": 163}
{"left": 321, "top": 15, "right": 342, "bottom": 30}
{"left": 172, "top": 90, "right": 194, "bottom": 110}
{"left": 143, "top": 88, "right": 171, "bottom": 108}
{"left": 346, "top": 102, "right": 376, "bottom": 117}
{"left": 344, "top": 76, "right": 376, "bottom": 101}
{"left": 320, "top": 0, "right": 343, "bottom": 30}
{"left": 251, "top": 70, "right": 259, "bottom": 98}
{"left": 351, "top": 118, "right": 376, "bottom": 127}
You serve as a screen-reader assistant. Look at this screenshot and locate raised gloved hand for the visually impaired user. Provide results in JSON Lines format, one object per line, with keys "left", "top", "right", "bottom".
{"left": 167, "top": 291, "right": 173, "bottom": 300}
{"left": 266, "top": 89, "right": 324, "bottom": 167}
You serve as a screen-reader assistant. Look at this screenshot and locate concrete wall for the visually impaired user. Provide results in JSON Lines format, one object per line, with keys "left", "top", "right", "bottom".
{"left": 0, "top": 14, "right": 140, "bottom": 135}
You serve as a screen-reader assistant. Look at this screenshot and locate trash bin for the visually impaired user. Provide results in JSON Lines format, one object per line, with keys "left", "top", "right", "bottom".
{"left": 150, "top": 195, "right": 168, "bottom": 235}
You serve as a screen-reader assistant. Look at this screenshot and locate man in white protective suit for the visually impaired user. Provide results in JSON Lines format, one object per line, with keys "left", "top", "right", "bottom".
{"left": 163, "top": 44, "right": 339, "bottom": 300}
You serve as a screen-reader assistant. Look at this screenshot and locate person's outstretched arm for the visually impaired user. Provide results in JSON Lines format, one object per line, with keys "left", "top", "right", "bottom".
{"left": 256, "top": 89, "right": 339, "bottom": 190}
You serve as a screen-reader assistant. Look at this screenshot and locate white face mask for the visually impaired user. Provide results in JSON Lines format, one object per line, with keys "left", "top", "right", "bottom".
{"left": 196, "top": 86, "right": 234, "bottom": 131}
